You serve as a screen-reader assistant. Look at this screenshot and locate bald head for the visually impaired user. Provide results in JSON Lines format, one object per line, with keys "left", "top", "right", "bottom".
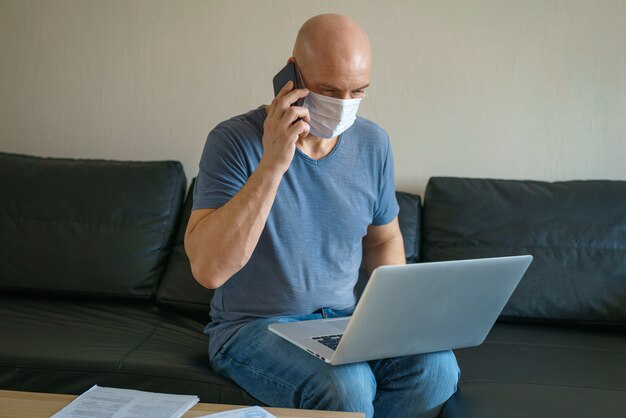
{"left": 294, "top": 14, "right": 371, "bottom": 70}
{"left": 292, "top": 14, "right": 371, "bottom": 100}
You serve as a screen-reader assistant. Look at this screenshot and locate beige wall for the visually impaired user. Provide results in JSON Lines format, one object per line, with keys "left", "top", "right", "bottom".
{"left": 1, "top": 0, "right": 625, "bottom": 196}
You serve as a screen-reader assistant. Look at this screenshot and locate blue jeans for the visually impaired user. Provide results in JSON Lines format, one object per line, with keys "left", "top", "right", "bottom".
{"left": 210, "top": 309, "right": 460, "bottom": 418}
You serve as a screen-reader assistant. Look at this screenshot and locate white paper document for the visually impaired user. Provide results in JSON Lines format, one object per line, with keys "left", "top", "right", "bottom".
{"left": 196, "top": 406, "right": 277, "bottom": 418}
{"left": 51, "top": 385, "right": 199, "bottom": 418}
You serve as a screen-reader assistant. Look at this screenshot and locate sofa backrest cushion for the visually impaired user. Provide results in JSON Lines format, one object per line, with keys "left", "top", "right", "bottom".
{"left": 157, "top": 183, "right": 422, "bottom": 321}
{"left": 397, "top": 191, "right": 421, "bottom": 264}
{"left": 157, "top": 179, "right": 215, "bottom": 322}
{"left": 0, "top": 152, "right": 186, "bottom": 299}
{"left": 422, "top": 177, "right": 626, "bottom": 327}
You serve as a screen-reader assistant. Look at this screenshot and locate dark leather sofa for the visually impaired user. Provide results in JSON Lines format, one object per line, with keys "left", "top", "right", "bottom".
{"left": 1, "top": 151, "right": 625, "bottom": 417}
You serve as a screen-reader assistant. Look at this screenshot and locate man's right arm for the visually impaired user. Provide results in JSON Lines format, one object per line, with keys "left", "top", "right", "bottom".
{"left": 184, "top": 81, "right": 310, "bottom": 289}
{"left": 184, "top": 163, "right": 283, "bottom": 289}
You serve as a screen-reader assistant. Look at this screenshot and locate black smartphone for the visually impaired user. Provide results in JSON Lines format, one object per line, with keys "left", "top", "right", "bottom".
{"left": 272, "top": 62, "right": 305, "bottom": 106}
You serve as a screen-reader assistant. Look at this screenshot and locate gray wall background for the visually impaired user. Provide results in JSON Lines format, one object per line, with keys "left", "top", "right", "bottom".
{"left": 1, "top": 0, "right": 625, "bottom": 195}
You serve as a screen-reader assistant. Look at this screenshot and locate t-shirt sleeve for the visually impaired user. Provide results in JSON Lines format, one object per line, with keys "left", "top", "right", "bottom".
{"left": 371, "top": 138, "right": 400, "bottom": 226}
{"left": 192, "top": 128, "right": 249, "bottom": 210}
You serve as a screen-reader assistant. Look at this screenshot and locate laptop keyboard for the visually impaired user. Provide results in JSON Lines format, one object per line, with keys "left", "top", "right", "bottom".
{"left": 312, "top": 334, "right": 343, "bottom": 351}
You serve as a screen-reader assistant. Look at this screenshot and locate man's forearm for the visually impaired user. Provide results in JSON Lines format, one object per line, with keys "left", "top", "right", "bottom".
{"left": 364, "top": 232, "right": 406, "bottom": 277}
{"left": 186, "top": 162, "right": 283, "bottom": 288}
{"left": 186, "top": 82, "right": 310, "bottom": 289}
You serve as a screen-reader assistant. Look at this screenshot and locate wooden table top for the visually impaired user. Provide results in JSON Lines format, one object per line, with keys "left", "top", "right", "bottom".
{"left": 0, "top": 389, "right": 363, "bottom": 418}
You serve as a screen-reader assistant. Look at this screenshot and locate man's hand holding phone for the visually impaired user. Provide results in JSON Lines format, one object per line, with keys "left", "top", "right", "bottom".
{"left": 261, "top": 79, "right": 310, "bottom": 176}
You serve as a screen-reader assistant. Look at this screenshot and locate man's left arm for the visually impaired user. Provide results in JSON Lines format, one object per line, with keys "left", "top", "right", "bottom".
{"left": 363, "top": 217, "right": 406, "bottom": 277}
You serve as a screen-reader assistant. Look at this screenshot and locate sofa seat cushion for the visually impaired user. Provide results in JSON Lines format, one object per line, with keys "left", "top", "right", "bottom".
{"left": 0, "top": 295, "right": 256, "bottom": 404}
{"left": 443, "top": 323, "right": 626, "bottom": 417}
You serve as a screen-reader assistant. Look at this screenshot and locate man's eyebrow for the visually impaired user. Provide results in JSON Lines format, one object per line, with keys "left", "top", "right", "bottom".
{"left": 319, "top": 83, "right": 370, "bottom": 90}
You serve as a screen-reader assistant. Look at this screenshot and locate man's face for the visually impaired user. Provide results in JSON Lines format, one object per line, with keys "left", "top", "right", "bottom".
{"left": 297, "top": 57, "right": 370, "bottom": 101}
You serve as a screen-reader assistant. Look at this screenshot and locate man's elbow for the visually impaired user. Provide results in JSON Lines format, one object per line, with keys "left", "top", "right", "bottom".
{"left": 184, "top": 226, "right": 251, "bottom": 289}
{"left": 183, "top": 237, "right": 219, "bottom": 289}
{"left": 189, "top": 262, "right": 226, "bottom": 290}
{"left": 185, "top": 244, "right": 247, "bottom": 289}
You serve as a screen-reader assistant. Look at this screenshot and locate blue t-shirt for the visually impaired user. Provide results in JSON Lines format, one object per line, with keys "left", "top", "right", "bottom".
{"left": 193, "top": 105, "right": 399, "bottom": 359}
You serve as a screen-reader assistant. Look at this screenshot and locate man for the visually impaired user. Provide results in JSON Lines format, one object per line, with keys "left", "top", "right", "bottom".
{"left": 185, "top": 13, "right": 459, "bottom": 418}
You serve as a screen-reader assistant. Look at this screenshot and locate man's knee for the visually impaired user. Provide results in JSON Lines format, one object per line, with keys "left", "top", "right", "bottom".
{"left": 423, "top": 350, "right": 461, "bottom": 395}
{"left": 302, "top": 363, "right": 376, "bottom": 415}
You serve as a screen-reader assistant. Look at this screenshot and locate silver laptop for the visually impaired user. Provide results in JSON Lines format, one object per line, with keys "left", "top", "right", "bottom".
{"left": 269, "top": 255, "right": 533, "bottom": 365}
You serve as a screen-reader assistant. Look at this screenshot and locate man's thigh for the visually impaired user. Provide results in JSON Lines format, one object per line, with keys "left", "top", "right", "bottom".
{"left": 211, "top": 314, "right": 377, "bottom": 411}
{"left": 368, "top": 350, "right": 460, "bottom": 418}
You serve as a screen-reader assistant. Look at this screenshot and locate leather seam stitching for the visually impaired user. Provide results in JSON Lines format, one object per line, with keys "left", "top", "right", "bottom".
{"left": 459, "top": 381, "right": 626, "bottom": 392}
{"left": 116, "top": 320, "right": 163, "bottom": 371}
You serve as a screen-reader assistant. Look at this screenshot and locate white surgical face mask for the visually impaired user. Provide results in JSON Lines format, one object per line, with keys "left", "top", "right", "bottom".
{"left": 303, "top": 91, "right": 363, "bottom": 139}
